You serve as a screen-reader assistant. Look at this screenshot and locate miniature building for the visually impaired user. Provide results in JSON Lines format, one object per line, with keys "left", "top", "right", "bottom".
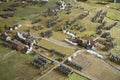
{"left": 9, "top": 40, "right": 25, "bottom": 51}
{"left": 8, "top": 40, "right": 32, "bottom": 54}
{"left": 16, "top": 32, "right": 36, "bottom": 47}
{"left": 42, "top": 0, "right": 49, "bottom": 2}
{"left": 76, "top": 39, "right": 84, "bottom": 46}
{"left": 0, "top": 32, "right": 33, "bottom": 54}
{"left": 65, "top": 38, "right": 78, "bottom": 46}
{"left": 87, "top": 40, "right": 98, "bottom": 49}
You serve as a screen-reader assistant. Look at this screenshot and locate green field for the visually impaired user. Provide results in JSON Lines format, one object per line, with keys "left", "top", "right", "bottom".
{"left": 39, "top": 39, "right": 75, "bottom": 56}
{"left": 0, "top": 52, "right": 40, "bottom": 80}
{"left": 41, "top": 70, "right": 88, "bottom": 80}
{"left": 67, "top": 73, "right": 88, "bottom": 80}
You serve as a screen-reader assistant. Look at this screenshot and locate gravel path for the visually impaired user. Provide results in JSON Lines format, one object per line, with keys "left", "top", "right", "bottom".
{"left": 43, "top": 38, "right": 77, "bottom": 49}
{"left": 30, "top": 33, "right": 77, "bottom": 49}
{"left": 2, "top": 50, "right": 16, "bottom": 61}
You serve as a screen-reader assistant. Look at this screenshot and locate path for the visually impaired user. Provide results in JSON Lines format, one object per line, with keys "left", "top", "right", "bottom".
{"left": 30, "top": 33, "right": 77, "bottom": 49}
{"left": 43, "top": 38, "right": 77, "bottom": 49}
{"left": 2, "top": 50, "right": 16, "bottom": 61}
{"left": 34, "top": 50, "right": 94, "bottom": 80}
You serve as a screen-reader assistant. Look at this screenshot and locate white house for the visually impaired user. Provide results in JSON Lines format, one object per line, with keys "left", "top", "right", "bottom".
{"left": 25, "top": 46, "right": 33, "bottom": 54}
{"left": 62, "top": 30, "right": 77, "bottom": 38}
{"left": 16, "top": 32, "right": 26, "bottom": 40}
{"left": 42, "top": 0, "right": 49, "bottom": 2}
{"left": 87, "top": 50, "right": 103, "bottom": 59}
{"left": 65, "top": 38, "right": 78, "bottom": 46}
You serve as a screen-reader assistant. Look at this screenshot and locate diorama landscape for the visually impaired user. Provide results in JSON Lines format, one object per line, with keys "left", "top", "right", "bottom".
{"left": 0, "top": 0, "right": 120, "bottom": 80}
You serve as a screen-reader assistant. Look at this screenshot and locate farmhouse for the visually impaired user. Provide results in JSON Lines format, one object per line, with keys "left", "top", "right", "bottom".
{"left": 65, "top": 38, "right": 78, "bottom": 46}
{"left": 16, "top": 32, "right": 36, "bottom": 47}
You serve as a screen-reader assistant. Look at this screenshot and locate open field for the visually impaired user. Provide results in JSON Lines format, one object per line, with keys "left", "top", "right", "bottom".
{"left": 67, "top": 73, "right": 88, "bottom": 80}
{"left": 0, "top": 41, "right": 13, "bottom": 60}
{"left": 81, "top": 51, "right": 120, "bottom": 80}
{"left": 40, "top": 70, "right": 88, "bottom": 80}
{"left": 38, "top": 39, "right": 75, "bottom": 56}
{"left": 0, "top": 52, "right": 40, "bottom": 80}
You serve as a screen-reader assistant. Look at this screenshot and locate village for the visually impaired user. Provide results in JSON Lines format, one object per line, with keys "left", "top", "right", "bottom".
{"left": 0, "top": 0, "right": 120, "bottom": 80}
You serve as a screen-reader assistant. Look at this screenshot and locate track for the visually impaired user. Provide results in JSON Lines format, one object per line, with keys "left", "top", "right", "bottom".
{"left": 34, "top": 50, "right": 94, "bottom": 80}
{"left": 2, "top": 50, "right": 16, "bottom": 61}
{"left": 43, "top": 38, "right": 77, "bottom": 49}
{"left": 30, "top": 33, "right": 77, "bottom": 49}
